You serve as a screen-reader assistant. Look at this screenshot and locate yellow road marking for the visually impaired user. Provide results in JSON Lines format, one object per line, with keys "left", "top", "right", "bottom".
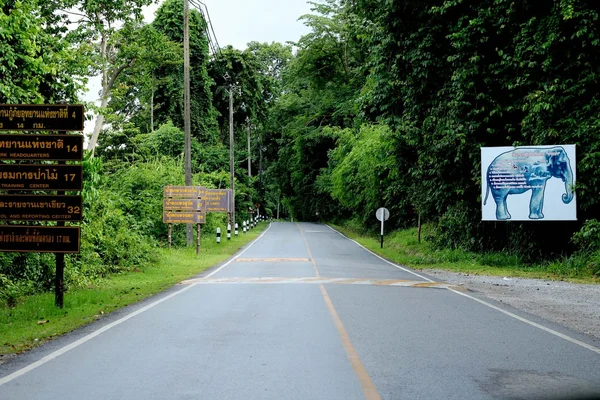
{"left": 180, "top": 276, "right": 458, "bottom": 288}
{"left": 296, "top": 223, "right": 381, "bottom": 400}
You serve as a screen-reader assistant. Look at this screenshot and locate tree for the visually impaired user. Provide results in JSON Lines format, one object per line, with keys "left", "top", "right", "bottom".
{"left": 107, "top": 24, "right": 183, "bottom": 134}
{"left": 152, "top": 0, "right": 218, "bottom": 143}
{"left": 0, "top": 0, "right": 86, "bottom": 103}
{"left": 63, "top": 0, "right": 153, "bottom": 154}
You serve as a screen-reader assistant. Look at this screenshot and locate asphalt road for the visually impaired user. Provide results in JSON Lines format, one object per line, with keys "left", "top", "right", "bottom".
{"left": 1, "top": 222, "right": 599, "bottom": 399}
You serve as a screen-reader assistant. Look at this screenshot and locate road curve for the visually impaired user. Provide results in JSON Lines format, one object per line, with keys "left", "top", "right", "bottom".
{"left": 1, "top": 222, "right": 599, "bottom": 399}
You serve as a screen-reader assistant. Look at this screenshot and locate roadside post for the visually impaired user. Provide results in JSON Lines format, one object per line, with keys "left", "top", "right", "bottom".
{"left": 235, "top": 223, "right": 239, "bottom": 237}
{"left": 376, "top": 207, "right": 390, "bottom": 248}
{"left": 216, "top": 227, "right": 221, "bottom": 244}
{"left": 243, "top": 221, "right": 246, "bottom": 234}
{"left": 227, "top": 223, "right": 231, "bottom": 240}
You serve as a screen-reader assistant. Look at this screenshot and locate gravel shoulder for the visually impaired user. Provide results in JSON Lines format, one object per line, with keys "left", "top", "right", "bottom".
{"left": 424, "top": 269, "right": 600, "bottom": 343}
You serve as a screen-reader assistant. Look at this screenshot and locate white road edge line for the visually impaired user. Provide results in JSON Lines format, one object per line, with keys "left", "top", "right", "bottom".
{"left": 324, "top": 224, "right": 434, "bottom": 282}
{"left": 0, "top": 223, "right": 273, "bottom": 387}
{"left": 448, "top": 288, "right": 600, "bottom": 355}
{"left": 324, "top": 223, "right": 600, "bottom": 355}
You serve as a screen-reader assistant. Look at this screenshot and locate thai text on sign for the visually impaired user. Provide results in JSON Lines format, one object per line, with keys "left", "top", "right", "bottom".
{"left": 0, "top": 195, "right": 82, "bottom": 221}
{"left": 0, "top": 104, "right": 84, "bottom": 131}
{"left": 0, "top": 226, "right": 80, "bottom": 253}
{"left": 0, "top": 164, "right": 82, "bottom": 191}
{"left": 0, "top": 134, "right": 83, "bottom": 160}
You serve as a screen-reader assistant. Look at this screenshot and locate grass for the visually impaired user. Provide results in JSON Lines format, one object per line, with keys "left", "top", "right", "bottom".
{"left": 0, "top": 223, "right": 268, "bottom": 355}
{"left": 330, "top": 224, "right": 600, "bottom": 284}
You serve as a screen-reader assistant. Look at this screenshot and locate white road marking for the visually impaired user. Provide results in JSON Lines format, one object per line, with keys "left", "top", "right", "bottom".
{"left": 0, "top": 223, "right": 273, "bottom": 387}
{"left": 324, "top": 224, "right": 600, "bottom": 355}
{"left": 324, "top": 224, "right": 434, "bottom": 282}
{"left": 448, "top": 288, "right": 600, "bottom": 355}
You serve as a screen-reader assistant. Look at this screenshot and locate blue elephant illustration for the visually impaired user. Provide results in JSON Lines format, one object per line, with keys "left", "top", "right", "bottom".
{"left": 483, "top": 146, "right": 574, "bottom": 220}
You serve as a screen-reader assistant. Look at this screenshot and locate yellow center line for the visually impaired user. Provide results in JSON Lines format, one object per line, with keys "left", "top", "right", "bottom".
{"left": 296, "top": 222, "right": 381, "bottom": 400}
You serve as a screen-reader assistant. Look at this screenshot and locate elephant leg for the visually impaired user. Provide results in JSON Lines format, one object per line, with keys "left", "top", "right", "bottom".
{"left": 529, "top": 187, "right": 545, "bottom": 219}
{"left": 493, "top": 192, "right": 511, "bottom": 220}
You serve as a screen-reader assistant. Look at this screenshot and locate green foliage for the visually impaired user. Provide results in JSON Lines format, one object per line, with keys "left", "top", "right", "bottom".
{"left": 322, "top": 124, "right": 403, "bottom": 227}
{"left": 572, "top": 219, "right": 600, "bottom": 254}
{"left": 153, "top": 0, "right": 218, "bottom": 142}
{"left": 0, "top": 0, "right": 86, "bottom": 103}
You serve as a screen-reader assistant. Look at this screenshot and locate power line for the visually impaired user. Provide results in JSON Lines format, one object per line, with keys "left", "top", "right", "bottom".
{"left": 189, "top": 0, "right": 221, "bottom": 59}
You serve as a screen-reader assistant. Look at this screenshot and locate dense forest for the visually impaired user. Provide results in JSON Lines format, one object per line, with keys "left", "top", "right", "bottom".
{"left": 1, "top": 0, "right": 600, "bottom": 302}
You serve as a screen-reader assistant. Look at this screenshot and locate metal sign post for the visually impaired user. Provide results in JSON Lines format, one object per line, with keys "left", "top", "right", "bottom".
{"left": 376, "top": 207, "right": 390, "bottom": 248}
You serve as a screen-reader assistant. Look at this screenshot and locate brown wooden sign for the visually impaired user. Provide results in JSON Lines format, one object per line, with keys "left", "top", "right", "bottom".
{"left": 0, "top": 164, "right": 82, "bottom": 191}
{"left": 163, "top": 211, "right": 206, "bottom": 224}
{"left": 0, "top": 104, "right": 85, "bottom": 131}
{"left": 0, "top": 195, "right": 82, "bottom": 221}
{"left": 163, "top": 185, "right": 203, "bottom": 198}
{"left": 0, "top": 225, "right": 80, "bottom": 253}
{"left": 0, "top": 134, "right": 83, "bottom": 160}
{"left": 163, "top": 198, "right": 204, "bottom": 211}
{"left": 204, "top": 189, "right": 231, "bottom": 213}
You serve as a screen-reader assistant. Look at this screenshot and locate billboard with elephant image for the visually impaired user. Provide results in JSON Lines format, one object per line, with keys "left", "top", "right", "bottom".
{"left": 481, "top": 145, "right": 576, "bottom": 221}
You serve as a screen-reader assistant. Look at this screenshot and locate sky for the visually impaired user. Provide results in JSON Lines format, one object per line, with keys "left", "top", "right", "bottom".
{"left": 83, "top": 0, "right": 313, "bottom": 133}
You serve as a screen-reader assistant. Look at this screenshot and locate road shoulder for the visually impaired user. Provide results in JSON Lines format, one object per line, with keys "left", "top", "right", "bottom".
{"left": 424, "top": 268, "right": 600, "bottom": 342}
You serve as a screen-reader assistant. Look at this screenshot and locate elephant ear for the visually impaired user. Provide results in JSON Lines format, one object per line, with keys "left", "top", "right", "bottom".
{"left": 546, "top": 148, "right": 566, "bottom": 176}
{"left": 545, "top": 149, "right": 560, "bottom": 175}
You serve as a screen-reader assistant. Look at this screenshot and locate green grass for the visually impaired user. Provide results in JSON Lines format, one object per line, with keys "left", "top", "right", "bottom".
{"left": 330, "top": 224, "right": 600, "bottom": 284}
{"left": 0, "top": 223, "right": 268, "bottom": 355}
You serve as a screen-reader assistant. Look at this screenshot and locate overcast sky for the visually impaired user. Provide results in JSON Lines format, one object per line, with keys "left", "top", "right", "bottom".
{"left": 83, "top": 0, "right": 313, "bottom": 128}
{"left": 145, "top": 0, "right": 314, "bottom": 49}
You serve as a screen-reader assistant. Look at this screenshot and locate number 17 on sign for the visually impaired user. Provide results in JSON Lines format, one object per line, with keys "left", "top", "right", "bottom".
{"left": 376, "top": 207, "right": 390, "bottom": 248}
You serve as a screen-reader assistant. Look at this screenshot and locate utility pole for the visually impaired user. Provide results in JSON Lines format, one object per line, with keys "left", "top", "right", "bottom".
{"left": 247, "top": 118, "right": 251, "bottom": 177}
{"left": 229, "top": 85, "right": 235, "bottom": 228}
{"left": 183, "top": 0, "right": 192, "bottom": 246}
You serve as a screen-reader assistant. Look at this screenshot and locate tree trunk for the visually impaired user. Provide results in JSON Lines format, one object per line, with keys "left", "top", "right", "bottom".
{"left": 150, "top": 85, "right": 154, "bottom": 132}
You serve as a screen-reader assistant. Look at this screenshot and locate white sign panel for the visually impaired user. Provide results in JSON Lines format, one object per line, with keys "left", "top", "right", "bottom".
{"left": 481, "top": 145, "right": 576, "bottom": 221}
{"left": 376, "top": 207, "right": 390, "bottom": 222}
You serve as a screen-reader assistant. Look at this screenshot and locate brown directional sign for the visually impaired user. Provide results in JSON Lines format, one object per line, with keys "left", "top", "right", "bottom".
{"left": 0, "top": 195, "right": 82, "bottom": 221}
{"left": 162, "top": 211, "right": 206, "bottom": 224}
{"left": 0, "top": 104, "right": 84, "bottom": 132}
{"left": 0, "top": 164, "right": 82, "bottom": 191}
{"left": 0, "top": 225, "right": 80, "bottom": 253}
{"left": 163, "top": 198, "right": 204, "bottom": 211}
{"left": 163, "top": 185, "right": 203, "bottom": 198}
{"left": 0, "top": 134, "right": 83, "bottom": 160}
{"left": 204, "top": 189, "right": 231, "bottom": 213}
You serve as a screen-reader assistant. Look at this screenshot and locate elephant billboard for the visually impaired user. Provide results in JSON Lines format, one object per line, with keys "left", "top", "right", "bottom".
{"left": 481, "top": 145, "right": 576, "bottom": 221}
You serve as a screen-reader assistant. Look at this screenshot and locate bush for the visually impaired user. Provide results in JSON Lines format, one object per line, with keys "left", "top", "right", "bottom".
{"left": 572, "top": 219, "right": 600, "bottom": 254}
{"left": 428, "top": 202, "right": 481, "bottom": 251}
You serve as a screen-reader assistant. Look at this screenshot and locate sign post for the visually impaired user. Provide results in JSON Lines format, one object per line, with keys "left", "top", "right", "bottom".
{"left": 0, "top": 104, "right": 84, "bottom": 308}
{"left": 375, "top": 207, "right": 390, "bottom": 248}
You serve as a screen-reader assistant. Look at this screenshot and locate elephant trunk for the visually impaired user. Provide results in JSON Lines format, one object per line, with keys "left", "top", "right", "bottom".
{"left": 562, "top": 165, "right": 574, "bottom": 204}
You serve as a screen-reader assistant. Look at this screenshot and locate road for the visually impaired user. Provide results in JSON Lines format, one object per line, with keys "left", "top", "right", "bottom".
{"left": 1, "top": 222, "right": 599, "bottom": 399}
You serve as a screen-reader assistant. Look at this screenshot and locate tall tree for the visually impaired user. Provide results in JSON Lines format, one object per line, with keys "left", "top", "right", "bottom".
{"left": 0, "top": 0, "right": 86, "bottom": 103}
{"left": 64, "top": 0, "right": 153, "bottom": 154}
